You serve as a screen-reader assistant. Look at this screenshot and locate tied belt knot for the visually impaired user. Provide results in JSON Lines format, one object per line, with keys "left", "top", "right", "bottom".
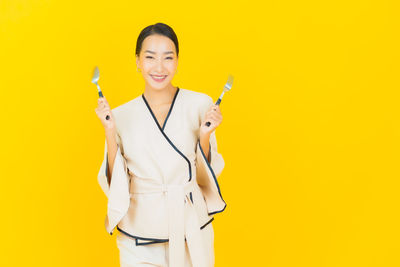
{"left": 162, "top": 183, "right": 168, "bottom": 193}
{"left": 129, "top": 177, "right": 210, "bottom": 267}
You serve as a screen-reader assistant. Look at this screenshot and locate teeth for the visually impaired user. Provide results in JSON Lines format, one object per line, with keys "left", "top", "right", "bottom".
{"left": 152, "top": 75, "right": 166, "bottom": 80}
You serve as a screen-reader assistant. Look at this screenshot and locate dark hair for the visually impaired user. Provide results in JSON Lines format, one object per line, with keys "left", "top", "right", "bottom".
{"left": 135, "top": 23, "right": 179, "bottom": 57}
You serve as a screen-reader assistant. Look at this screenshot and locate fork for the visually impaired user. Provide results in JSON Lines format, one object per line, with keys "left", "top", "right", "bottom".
{"left": 206, "top": 74, "right": 234, "bottom": 127}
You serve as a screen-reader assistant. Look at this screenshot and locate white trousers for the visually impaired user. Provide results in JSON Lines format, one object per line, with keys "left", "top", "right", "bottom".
{"left": 116, "top": 223, "right": 215, "bottom": 267}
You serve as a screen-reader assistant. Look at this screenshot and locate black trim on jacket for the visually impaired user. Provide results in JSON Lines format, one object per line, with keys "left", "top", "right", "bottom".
{"left": 116, "top": 217, "right": 214, "bottom": 246}
{"left": 198, "top": 139, "right": 227, "bottom": 215}
{"left": 142, "top": 87, "right": 193, "bottom": 181}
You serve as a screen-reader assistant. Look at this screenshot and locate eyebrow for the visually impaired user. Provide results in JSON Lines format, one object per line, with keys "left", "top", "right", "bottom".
{"left": 144, "top": 50, "right": 174, "bottom": 55}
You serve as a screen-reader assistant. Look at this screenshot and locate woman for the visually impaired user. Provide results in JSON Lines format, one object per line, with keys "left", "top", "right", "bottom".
{"left": 95, "top": 23, "right": 226, "bottom": 267}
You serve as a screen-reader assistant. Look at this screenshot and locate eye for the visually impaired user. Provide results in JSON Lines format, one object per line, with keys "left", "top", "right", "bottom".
{"left": 166, "top": 57, "right": 173, "bottom": 60}
{"left": 146, "top": 56, "right": 154, "bottom": 59}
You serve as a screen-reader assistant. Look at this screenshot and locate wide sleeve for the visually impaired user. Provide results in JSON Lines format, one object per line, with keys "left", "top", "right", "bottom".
{"left": 196, "top": 130, "right": 225, "bottom": 179}
{"left": 195, "top": 95, "right": 226, "bottom": 214}
{"left": 97, "top": 131, "right": 131, "bottom": 235}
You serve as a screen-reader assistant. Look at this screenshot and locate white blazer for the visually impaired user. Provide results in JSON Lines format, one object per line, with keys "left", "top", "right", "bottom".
{"left": 97, "top": 87, "right": 226, "bottom": 267}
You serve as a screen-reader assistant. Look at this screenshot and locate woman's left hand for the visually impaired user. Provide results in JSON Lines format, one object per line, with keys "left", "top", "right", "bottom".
{"left": 200, "top": 104, "right": 223, "bottom": 138}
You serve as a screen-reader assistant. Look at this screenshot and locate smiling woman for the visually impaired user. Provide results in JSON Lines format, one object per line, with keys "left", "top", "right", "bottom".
{"left": 95, "top": 22, "right": 226, "bottom": 267}
{"left": 135, "top": 24, "right": 179, "bottom": 91}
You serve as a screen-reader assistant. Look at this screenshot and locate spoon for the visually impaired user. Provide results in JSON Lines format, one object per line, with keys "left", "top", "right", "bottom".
{"left": 91, "top": 66, "right": 109, "bottom": 120}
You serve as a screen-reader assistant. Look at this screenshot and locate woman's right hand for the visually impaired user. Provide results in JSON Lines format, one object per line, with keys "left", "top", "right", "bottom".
{"left": 95, "top": 96, "right": 116, "bottom": 131}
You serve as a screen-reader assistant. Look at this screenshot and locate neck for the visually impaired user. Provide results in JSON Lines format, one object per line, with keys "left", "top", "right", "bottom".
{"left": 143, "top": 83, "right": 178, "bottom": 105}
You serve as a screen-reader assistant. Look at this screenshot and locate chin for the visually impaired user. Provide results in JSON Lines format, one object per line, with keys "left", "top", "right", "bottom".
{"left": 147, "top": 78, "right": 172, "bottom": 90}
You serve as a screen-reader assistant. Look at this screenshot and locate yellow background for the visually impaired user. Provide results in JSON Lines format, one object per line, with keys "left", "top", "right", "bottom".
{"left": 1, "top": 0, "right": 399, "bottom": 266}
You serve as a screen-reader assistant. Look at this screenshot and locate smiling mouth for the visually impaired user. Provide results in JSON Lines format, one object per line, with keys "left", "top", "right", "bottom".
{"left": 150, "top": 75, "right": 168, "bottom": 82}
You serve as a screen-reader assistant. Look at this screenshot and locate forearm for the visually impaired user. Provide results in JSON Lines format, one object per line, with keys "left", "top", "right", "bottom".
{"left": 200, "top": 133, "right": 211, "bottom": 163}
{"left": 105, "top": 129, "right": 118, "bottom": 186}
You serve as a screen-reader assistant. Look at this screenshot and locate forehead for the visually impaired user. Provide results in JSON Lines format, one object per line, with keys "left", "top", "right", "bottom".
{"left": 142, "top": 34, "right": 176, "bottom": 54}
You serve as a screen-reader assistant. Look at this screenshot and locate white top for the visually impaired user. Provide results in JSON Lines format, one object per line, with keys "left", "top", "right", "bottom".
{"left": 97, "top": 87, "right": 226, "bottom": 267}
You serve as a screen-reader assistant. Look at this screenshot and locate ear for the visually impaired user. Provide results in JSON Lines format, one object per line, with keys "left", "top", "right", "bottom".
{"left": 135, "top": 55, "right": 139, "bottom": 68}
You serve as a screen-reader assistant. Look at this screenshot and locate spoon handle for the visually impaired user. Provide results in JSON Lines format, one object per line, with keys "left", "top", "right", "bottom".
{"left": 98, "top": 91, "right": 110, "bottom": 120}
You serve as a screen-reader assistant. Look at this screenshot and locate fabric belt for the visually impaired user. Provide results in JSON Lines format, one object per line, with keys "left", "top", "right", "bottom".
{"left": 129, "top": 177, "right": 210, "bottom": 267}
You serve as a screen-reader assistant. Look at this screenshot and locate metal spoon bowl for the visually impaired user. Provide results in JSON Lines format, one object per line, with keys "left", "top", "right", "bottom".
{"left": 91, "top": 66, "right": 109, "bottom": 120}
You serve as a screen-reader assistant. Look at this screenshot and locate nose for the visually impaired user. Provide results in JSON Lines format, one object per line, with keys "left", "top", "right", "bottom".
{"left": 155, "top": 58, "right": 164, "bottom": 73}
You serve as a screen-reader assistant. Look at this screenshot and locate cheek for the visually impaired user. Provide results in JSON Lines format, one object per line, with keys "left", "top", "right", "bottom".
{"left": 142, "top": 61, "right": 153, "bottom": 71}
{"left": 165, "top": 61, "right": 177, "bottom": 71}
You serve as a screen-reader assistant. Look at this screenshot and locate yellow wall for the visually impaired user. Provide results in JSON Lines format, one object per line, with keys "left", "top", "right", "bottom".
{"left": 1, "top": 0, "right": 399, "bottom": 266}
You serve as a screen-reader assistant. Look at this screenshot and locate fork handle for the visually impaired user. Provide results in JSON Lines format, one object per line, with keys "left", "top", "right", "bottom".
{"left": 205, "top": 98, "right": 222, "bottom": 127}
{"left": 98, "top": 91, "right": 110, "bottom": 120}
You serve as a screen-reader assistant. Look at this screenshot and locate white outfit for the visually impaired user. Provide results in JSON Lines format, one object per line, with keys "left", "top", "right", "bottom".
{"left": 97, "top": 87, "right": 226, "bottom": 267}
{"left": 116, "top": 216, "right": 214, "bottom": 266}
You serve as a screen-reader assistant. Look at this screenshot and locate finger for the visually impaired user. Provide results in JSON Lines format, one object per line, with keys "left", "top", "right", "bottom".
{"left": 214, "top": 113, "right": 222, "bottom": 120}
{"left": 209, "top": 116, "right": 221, "bottom": 125}
{"left": 100, "top": 109, "right": 110, "bottom": 117}
{"left": 99, "top": 98, "right": 108, "bottom": 107}
{"left": 210, "top": 109, "right": 222, "bottom": 119}
{"left": 209, "top": 114, "right": 218, "bottom": 121}
{"left": 210, "top": 111, "right": 221, "bottom": 118}
{"left": 205, "top": 114, "right": 215, "bottom": 122}
{"left": 99, "top": 103, "right": 107, "bottom": 110}
{"left": 211, "top": 105, "right": 221, "bottom": 113}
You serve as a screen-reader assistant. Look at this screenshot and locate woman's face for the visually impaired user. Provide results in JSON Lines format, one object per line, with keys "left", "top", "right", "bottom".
{"left": 136, "top": 34, "right": 178, "bottom": 91}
